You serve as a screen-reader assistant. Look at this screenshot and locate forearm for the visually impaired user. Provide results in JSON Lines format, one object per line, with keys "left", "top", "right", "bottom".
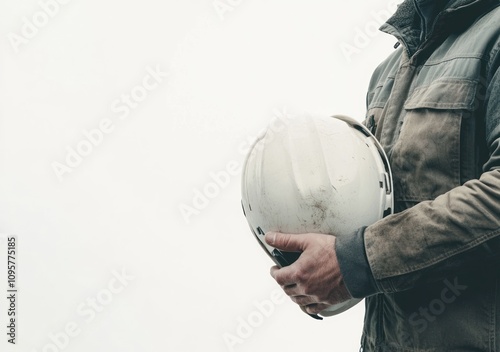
{"left": 364, "top": 167, "right": 500, "bottom": 293}
{"left": 337, "top": 169, "right": 500, "bottom": 298}
{"left": 338, "top": 57, "right": 500, "bottom": 299}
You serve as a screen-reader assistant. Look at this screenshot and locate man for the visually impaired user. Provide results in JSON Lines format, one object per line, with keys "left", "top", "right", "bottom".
{"left": 266, "top": 0, "right": 500, "bottom": 350}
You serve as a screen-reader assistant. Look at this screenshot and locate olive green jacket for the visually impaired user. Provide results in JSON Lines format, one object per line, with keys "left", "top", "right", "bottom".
{"left": 336, "top": 0, "right": 500, "bottom": 350}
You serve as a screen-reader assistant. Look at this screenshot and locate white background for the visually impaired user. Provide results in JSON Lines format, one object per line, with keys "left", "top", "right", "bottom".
{"left": 0, "top": 0, "right": 398, "bottom": 351}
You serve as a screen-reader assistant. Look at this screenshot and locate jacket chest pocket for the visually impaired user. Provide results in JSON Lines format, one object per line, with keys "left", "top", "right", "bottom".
{"left": 390, "top": 79, "right": 478, "bottom": 203}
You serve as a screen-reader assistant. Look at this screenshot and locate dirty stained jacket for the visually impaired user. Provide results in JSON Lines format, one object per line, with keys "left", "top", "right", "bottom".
{"left": 335, "top": 0, "right": 500, "bottom": 350}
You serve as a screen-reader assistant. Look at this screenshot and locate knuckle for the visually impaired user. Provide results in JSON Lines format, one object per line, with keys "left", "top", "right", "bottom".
{"left": 283, "top": 284, "right": 295, "bottom": 295}
{"left": 303, "top": 286, "right": 314, "bottom": 296}
{"left": 280, "top": 234, "right": 293, "bottom": 248}
{"left": 294, "top": 266, "right": 309, "bottom": 283}
{"left": 276, "top": 277, "right": 287, "bottom": 286}
{"left": 292, "top": 296, "right": 307, "bottom": 306}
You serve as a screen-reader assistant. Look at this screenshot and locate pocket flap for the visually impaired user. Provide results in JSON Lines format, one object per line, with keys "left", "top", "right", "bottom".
{"left": 404, "top": 79, "right": 477, "bottom": 110}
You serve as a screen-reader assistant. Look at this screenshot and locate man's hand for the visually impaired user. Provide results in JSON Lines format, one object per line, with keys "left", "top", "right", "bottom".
{"left": 265, "top": 232, "right": 352, "bottom": 315}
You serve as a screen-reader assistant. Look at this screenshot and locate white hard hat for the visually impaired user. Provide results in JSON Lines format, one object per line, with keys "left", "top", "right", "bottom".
{"left": 241, "top": 114, "right": 393, "bottom": 318}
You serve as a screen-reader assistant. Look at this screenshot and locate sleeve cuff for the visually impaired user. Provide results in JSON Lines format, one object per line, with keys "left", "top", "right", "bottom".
{"left": 335, "top": 227, "right": 380, "bottom": 298}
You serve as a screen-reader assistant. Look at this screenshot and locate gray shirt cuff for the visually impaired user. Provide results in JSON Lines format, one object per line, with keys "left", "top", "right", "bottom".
{"left": 335, "top": 227, "right": 380, "bottom": 298}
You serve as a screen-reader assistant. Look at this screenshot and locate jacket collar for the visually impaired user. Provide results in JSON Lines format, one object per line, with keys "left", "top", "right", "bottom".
{"left": 413, "top": 0, "right": 450, "bottom": 39}
{"left": 380, "top": 0, "right": 499, "bottom": 57}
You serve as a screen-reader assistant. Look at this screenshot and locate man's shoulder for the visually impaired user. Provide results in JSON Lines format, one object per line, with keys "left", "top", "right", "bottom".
{"left": 367, "top": 49, "right": 402, "bottom": 93}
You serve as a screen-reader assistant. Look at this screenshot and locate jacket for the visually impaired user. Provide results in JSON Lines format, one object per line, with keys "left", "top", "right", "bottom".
{"left": 335, "top": 0, "right": 500, "bottom": 350}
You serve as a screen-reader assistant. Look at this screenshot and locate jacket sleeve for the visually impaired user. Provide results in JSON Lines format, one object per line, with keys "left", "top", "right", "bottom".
{"left": 336, "top": 56, "right": 500, "bottom": 298}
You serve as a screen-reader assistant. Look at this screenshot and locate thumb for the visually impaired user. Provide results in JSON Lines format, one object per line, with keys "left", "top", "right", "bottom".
{"left": 265, "top": 232, "right": 307, "bottom": 252}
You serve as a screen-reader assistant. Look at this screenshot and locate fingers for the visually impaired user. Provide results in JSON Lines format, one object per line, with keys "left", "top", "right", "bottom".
{"left": 282, "top": 283, "right": 299, "bottom": 296}
{"left": 271, "top": 264, "right": 339, "bottom": 315}
{"left": 270, "top": 264, "right": 299, "bottom": 287}
{"left": 270, "top": 268, "right": 305, "bottom": 297}
{"left": 270, "top": 265, "right": 304, "bottom": 296}
{"left": 269, "top": 277, "right": 315, "bottom": 306}
{"left": 267, "top": 232, "right": 347, "bottom": 316}
{"left": 265, "top": 232, "right": 307, "bottom": 252}
{"left": 290, "top": 295, "right": 316, "bottom": 306}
